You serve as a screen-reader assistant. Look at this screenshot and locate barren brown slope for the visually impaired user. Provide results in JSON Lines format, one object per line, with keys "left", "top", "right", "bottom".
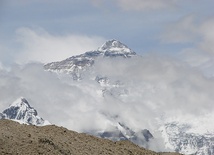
{"left": 0, "top": 119, "right": 180, "bottom": 155}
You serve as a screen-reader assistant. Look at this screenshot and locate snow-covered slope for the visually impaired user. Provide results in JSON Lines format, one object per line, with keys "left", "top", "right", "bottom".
{"left": 0, "top": 97, "right": 50, "bottom": 126}
{"left": 98, "top": 39, "right": 136, "bottom": 57}
{"left": 44, "top": 39, "right": 136, "bottom": 80}
{"left": 159, "top": 122, "right": 214, "bottom": 155}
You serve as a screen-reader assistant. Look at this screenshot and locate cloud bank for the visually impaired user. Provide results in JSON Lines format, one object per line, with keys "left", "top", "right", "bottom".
{"left": 159, "top": 16, "right": 214, "bottom": 76}
{"left": 160, "top": 16, "right": 214, "bottom": 54}
{"left": 15, "top": 27, "right": 106, "bottom": 64}
{"left": 0, "top": 27, "right": 105, "bottom": 65}
{"left": 0, "top": 54, "right": 213, "bottom": 134}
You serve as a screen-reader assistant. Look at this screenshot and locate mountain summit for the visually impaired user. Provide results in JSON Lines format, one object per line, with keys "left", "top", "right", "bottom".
{"left": 97, "top": 39, "right": 136, "bottom": 57}
{"left": 44, "top": 40, "right": 136, "bottom": 80}
{"left": 0, "top": 97, "right": 50, "bottom": 126}
{"left": 99, "top": 40, "right": 130, "bottom": 51}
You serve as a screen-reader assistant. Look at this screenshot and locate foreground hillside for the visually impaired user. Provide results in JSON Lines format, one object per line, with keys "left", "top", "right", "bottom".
{"left": 0, "top": 120, "right": 180, "bottom": 155}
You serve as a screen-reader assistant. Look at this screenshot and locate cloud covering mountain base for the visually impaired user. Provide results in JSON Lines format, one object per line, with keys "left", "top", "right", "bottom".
{"left": 0, "top": 51, "right": 213, "bottom": 153}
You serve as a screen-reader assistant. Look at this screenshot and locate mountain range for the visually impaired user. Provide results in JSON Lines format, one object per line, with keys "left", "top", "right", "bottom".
{"left": 1, "top": 39, "right": 213, "bottom": 155}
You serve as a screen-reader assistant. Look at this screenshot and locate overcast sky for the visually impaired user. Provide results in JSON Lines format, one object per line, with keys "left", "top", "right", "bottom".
{"left": 0, "top": 0, "right": 214, "bottom": 65}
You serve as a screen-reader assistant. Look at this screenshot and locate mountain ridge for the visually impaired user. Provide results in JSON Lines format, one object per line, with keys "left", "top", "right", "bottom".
{"left": 44, "top": 39, "right": 136, "bottom": 80}
{"left": 0, "top": 119, "right": 181, "bottom": 155}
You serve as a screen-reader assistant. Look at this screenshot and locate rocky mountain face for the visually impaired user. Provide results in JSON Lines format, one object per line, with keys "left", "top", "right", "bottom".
{"left": 0, "top": 97, "right": 50, "bottom": 126}
{"left": 44, "top": 39, "right": 213, "bottom": 155}
{"left": 89, "top": 122, "right": 153, "bottom": 148}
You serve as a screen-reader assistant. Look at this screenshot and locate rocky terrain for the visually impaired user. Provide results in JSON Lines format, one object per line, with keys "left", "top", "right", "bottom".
{"left": 0, "top": 119, "right": 181, "bottom": 155}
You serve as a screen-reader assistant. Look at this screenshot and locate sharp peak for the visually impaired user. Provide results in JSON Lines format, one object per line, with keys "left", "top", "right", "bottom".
{"left": 97, "top": 39, "right": 136, "bottom": 55}
{"left": 10, "top": 97, "right": 31, "bottom": 107}
{"left": 17, "top": 97, "right": 29, "bottom": 103}
{"left": 20, "top": 97, "right": 28, "bottom": 103}
{"left": 98, "top": 39, "right": 128, "bottom": 49}
{"left": 104, "top": 39, "right": 123, "bottom": 43}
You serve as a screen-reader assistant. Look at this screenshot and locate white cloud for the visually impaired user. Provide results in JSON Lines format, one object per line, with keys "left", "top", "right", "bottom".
{"left": 94, "top": 56, "right": 214, "bottom": 115}
{"left": 15, "top": 27, "right": 106, "bottom": 64}
{"left": 0, "top": 63, "right": 104, "bottom": 131}
{"left": 0, "top": 53, "right": 214, "bottom": 149}
{"left": 160, "top": 16, "right": 214, "bottom": 54}
{"left": 160, "top": 16, "right": 214, "bottom": 76}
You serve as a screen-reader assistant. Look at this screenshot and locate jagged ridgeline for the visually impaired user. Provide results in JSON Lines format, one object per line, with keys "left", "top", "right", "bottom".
{"left": 0, "top": 97, "right": 50, "bottom": 126}
{"left": 44, "top": 40, "right": 136, "bottom": 80}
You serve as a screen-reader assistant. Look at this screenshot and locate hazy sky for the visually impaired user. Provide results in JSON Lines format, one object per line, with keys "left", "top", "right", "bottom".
{"left": 0, "top": 0, "right": 214, "bottom": 65}
{"left": 0, "top": 2, "right": 214, "bottom": 151}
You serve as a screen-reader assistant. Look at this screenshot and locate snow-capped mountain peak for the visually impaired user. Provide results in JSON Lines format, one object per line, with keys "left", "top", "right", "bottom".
{"left": 9, "top": 97, "right": 31, "bottom": 109}
{"left": 0, "top": 97, "right": 50, "bottom": 126}
{"left": 97, "top": 39, "right": 136, "bottom": 57}
{"left": 44, "top": 39, "right": 137, "bottom": 80}
{"left": 98, "top": 39, "right": 129, "bottom": 51}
